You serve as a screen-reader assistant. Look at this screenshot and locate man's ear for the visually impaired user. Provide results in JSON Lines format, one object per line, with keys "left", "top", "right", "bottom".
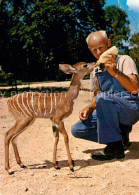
{"left": 59, "top": 64, "right": 77, "bottom": 74}
{"left": 108, "top": 39, "right": 111, "bottom": 47}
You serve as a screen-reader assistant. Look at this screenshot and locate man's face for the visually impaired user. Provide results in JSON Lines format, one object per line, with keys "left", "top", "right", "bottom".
{"left": 88, "top": 35, "right": 110, "bottom": 60}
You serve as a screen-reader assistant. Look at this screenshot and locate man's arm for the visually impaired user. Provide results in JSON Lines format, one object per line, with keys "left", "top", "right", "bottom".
{"left": 79, "top": 90, "right": 100, "bottom": 121}
{"left": 104, "top": 54, "right": 139, "bottom": 94}
{"left": 110, "top": 71, "right": 138, "bottom": 94}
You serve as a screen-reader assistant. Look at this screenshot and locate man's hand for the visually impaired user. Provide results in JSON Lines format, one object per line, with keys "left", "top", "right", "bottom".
{"left": 79, "top": 107, "right": 92, "bottom": 121}
{"left": 104, "top": 53, "right": 117, "bottom": 76}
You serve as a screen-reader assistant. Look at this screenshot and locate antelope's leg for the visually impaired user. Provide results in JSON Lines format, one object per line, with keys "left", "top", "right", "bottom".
{"left": 52, "top": 124, "right": 60, "bottom": 169}
{"left": 5, "top": 118, "right": 33, "bottom": 174}
{"left": 11, "top": 135, "right": 26, "bottom": 168}
{"left": 54, "top": 120, "right": 73, "bottom": 171}
{"left": 5, "top": 126, "right": 15, "bottom": 174}
{"left": 11, "top": 118, "right": 34, "bottom": 168}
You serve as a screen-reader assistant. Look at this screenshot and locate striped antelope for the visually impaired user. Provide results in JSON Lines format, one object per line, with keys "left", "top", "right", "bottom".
{"left": 5, "top": 62, "right": 96, "bottom": 174}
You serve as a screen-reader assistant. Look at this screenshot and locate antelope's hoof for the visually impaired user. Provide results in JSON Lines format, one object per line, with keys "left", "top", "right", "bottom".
{"left": 9, "top": 170, "right": 15, "bottom": 175}
{"left": 70, "top": 167, "right": 74, "bottom": 172}
{"left": 21, "top": 164, "right": 26, "bottom": 168}
{"left": 6, "top": 168, "right": 14, "bottom": 175}
{"left": 54, "top": 161, "right": 61, "bottom": 170}
{"left": 19, "top": 163, "right": 26, "bottom": 168}
{"left": 72, "top": 160, "right": 75, "bottom": 167}
{"left": 55, "top": 166, "right": 61, "bottom": 170}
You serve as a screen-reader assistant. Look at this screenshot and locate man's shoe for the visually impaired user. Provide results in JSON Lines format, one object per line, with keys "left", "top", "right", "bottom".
{"left": 122, "top": 131, "right": 131, "bottom": 151}
{"left": 120, "top": 124, "right": 132, "bottom": 151}
{"left": 91, "top": 141, "right": 125, "bottom": 161}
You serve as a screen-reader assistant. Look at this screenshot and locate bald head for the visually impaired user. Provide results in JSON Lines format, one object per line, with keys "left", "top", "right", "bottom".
{"left": 86, "top": 31, "right": 108, "bottom": 45}
{"left": 86, "top": 30, "right": 111, "bottom": 59}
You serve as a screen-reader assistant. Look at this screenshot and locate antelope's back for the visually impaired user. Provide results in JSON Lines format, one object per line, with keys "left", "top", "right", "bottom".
{"left": 7, "top": 92, "right": 68, "bottom": 119}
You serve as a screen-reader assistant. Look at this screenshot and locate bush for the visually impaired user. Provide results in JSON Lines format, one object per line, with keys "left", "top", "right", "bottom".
{"left": 0, "top": 67, "right": 14, "bottom": 86}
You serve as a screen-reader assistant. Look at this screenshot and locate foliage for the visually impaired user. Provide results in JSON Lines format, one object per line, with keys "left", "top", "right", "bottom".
{"left": 0, "top": 0, "right": 107, "bottom": 82}
{"left": 129, "top": 33, "right": 139, "bottom": 70}
{"left": 104, "top": 5, "right": 130, "bottom": 52}
{"left": 0, "top": 0, "right": 133, "bottom": 84}
{"left": 0, "top": 66, "right": 14, "bottom": 86}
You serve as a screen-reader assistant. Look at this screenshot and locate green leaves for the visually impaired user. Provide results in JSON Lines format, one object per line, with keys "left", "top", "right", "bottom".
{"left": 104, "top": 5, "right": 130, "bottom": 49}
{"left": 0, "top": 0, "right": 135, "bottom": 83}
{"left": 0, "top": 66, "right": 14, "bottom": 86}
{"left": 129, "top": 33, "right": 139, "bottom": 69}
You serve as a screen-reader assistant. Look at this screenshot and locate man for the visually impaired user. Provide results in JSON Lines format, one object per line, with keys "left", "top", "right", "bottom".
{"left": 71, "top": 30, "right": 139, "bottom": 161}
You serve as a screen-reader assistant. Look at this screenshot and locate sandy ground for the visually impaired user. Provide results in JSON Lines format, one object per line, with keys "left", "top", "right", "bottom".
{"left": 0, "top": 81, "right": 139, "bottom": 195}
{"left": 0, "top": 80, "right": 90, "bottom": 90}
{"left": 0, "top": 81, "right": 71, "bottom": 90}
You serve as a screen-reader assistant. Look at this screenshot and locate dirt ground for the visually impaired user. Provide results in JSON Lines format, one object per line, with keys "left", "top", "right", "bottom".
{"left": 0, "top": 81, "right": 139, "bottom": 195}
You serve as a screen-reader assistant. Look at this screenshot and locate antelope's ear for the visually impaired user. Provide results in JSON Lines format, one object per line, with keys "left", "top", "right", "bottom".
{"left": 59, "top": 64, "right": 77, "bottom": 74}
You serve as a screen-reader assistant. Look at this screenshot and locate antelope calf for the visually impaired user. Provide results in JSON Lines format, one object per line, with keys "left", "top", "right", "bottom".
{"left": 5, "top": 62, "right": 96, "bottom": 174}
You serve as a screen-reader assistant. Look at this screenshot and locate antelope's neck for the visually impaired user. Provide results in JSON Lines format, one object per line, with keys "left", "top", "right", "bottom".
{"left": 66, "top": 74, "right": 81, "bottom": 101}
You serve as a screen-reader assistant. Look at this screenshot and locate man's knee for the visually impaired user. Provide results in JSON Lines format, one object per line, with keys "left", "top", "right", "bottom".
{"left": 71, "top": 123, "right": 80, "bottom": 138}
{"left": 95, "top": 92, "right": 113, "bottom": 106}
{"left": 71, "top": 122, "right": 86, "bottom": 138}
{"left": 95, "top": 92, "right": 105, "bottom": 104}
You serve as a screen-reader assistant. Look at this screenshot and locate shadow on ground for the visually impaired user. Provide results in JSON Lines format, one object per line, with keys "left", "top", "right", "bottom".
{"left": 24, "top": 141, "right": 139, "bottom": 173}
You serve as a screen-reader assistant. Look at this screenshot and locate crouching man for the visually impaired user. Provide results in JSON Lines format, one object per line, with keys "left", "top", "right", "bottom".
{"left": 71, "top": 30, "right": 139, "bottom": 160}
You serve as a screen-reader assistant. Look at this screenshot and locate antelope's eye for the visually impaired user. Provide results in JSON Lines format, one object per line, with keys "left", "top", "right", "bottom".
{"left": 83, "top": 64, "right": 88, "bottom": 68}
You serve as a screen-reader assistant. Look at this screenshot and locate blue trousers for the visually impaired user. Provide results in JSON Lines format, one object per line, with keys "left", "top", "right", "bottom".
{"left": 71, "top": 92, "right": 139, "bottom": 144}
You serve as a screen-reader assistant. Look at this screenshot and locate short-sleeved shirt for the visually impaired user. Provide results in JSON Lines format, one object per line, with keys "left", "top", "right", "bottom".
{"left": 90, "top": 55, "right": 139, "bottom": 93}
